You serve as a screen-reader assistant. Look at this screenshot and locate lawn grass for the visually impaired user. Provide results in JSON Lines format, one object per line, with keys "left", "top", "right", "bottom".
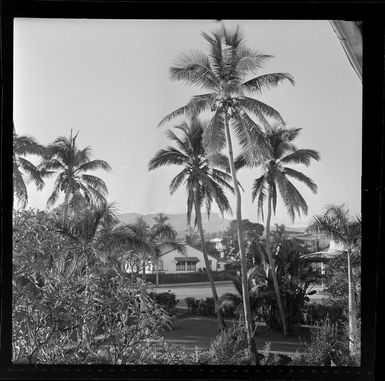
{"left": 160, "top": 310, "right": 309, "bottom": 354}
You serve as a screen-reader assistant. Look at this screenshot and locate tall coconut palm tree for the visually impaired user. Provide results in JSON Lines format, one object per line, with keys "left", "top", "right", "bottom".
{"left": 149, "top": 118, "right": 234, "bottom": 330}
{"left": 158, "top": 25, "right": 294, "bottom": 361}
{"left": 306, "top": 204, "right": 361, "bottom": 355}
{"left": 40, "top": 130, "right": 111, "bottom": 226}
{"left": 236, "top": 124, "right": 320, "bottom": 336}
{"left": 13, "top": 127, "right": 45, "bottom": 208}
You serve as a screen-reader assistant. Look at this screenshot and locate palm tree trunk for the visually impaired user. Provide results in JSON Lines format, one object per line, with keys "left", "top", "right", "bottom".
{"left": 155, "top": 258, "right": 159, "bottom": 287}
{"left": 194, "top": 187, "right": 226, "bottom": 331}
{"left": 142, "top": 259, "right": 146, "bottom": 282}
{"left": 63, "top": 188, "right": 71, "bottom": 228}
{"left": 224, "top": 113, "right": 256, "bottom": 364}
{"left": 347, "top": 249, "right": 357, "bottom": 354}
{"left": 266, "top": 189, "right": 288, "bottom": 336}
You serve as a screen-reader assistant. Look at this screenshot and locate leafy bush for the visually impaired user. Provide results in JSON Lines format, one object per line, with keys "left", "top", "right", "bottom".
{"left": 184, "top": 297, "right": 215, "bottom": 316}
{"left": 205, "top": 323, "right": 249, "bottom": 365}
{"left": 290, "top": 319, "right": 358, "bottom": 366}
{"left": 259, "top": 343, "right": 292, "bottom": 366}
{"left": 301, "top": 301, "right": 347, "bottom": 325}
{"left": 148, "top": 292, "right": 178, "bottom": 315}
{"left": 185, "top": 297, "right": 236, "bottom": 317}
{"left": 145, "top": 270, "right": 237, "bottom": 285}
{"left": 12, "top": 209, "right": 171, "bottom": 364}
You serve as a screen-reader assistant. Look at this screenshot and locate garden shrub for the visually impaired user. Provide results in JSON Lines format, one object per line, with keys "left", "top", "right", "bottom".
{"left": 185, "top": 297, "right": 235, "bottom": 317}
{"left": 185, "top": 297, "right": 215, "bottom": 316}
{"left": 185, "top": 297, "right": 199, "bottom": 314}
{"left": 290, "top": 318, "right": 358, "bottom": 366}
{"left": 148, "top": 292, "right": 178, "bottom": 315}
{"left": 145, "top": 270, "right": 238, "bottom": 285}
{"left": 259, "top": 343, "right": 292, "bottom": 366}
{"left": 12, "top": 209, "right": 171, "bottom": 364}
{"left": 205, "top": 323, "right": 249, "bottom": 365}
{"left": 301, "top": 301, "right": 347, "bottom": 325}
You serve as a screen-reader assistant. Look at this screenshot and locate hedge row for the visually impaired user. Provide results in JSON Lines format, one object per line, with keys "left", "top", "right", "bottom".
{"left": 145, "top": 270, "right": 238, "bottom": 285}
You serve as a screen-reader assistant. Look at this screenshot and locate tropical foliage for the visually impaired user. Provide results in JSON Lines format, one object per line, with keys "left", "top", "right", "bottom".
{"left": 126, "top": 216, "right": 182, "bottom": 285}
{"left": 13, "top": 209, "right": 171, "bottom": 364}
{"left": 159, "top": 25, "right": 294, "bottom": 363}
{"left": 306, "top": 204, "right": 361, "bottom": 355}
{"left": 12, "top": 22, "right": 362, "bottom": 367}
{"left": 236, "top": 123, "right": 319, "bottom": 336}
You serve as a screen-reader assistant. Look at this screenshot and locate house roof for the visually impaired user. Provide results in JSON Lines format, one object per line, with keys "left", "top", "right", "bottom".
{"left": 160, "top": 243, "right": 219, "bottom": 259}
{"left": 174, "top": 257, "right": 200, "bottom": 263}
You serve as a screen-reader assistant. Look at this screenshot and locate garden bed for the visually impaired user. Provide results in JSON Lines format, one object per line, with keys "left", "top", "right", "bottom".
{"left": 145, "top": 270, "right": 237, "bottom": 285}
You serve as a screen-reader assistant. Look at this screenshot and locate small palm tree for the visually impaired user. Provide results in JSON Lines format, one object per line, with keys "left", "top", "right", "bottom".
{"left": 307, "top": 204, "right": 361, "bottom": 355}
{"left": 149, "top": 118, "right": 234, "bottom": 330}
{"left": 40, "top": 130, "right": 111, "bottom": 226}
{"left": 158, "top": 25, "right": 294, "bottom": 361}
{"left": 152, "top": 213, "right": 170, "bottom": 228}
{"left": 54, "top": 202, "right": 153, "bottom": 275}
{"left": 13, "top": 127, "right": 45, "bottom": 208}
{"left": 219, "top": 265, "right": 274, "bottom": 321}
{"left": 127, "top": 216, "right": 182, "bottom": 287}
{"left": 236, "top": 124, "right": 320, "bottom": 336}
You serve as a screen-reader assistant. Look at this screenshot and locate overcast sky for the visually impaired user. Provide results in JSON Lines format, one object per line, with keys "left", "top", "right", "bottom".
{"left": 13, "top": 19, "right": 362, "bottom": 227}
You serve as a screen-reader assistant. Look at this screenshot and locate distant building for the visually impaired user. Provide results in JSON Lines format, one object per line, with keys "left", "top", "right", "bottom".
{"left": 300, "top": 239, "right": 351, "bottom": 288}
{"left": 209, "top": 237, "right": 226, "bottom": 258}
{"left": 138, "top": 244, "right": 226, "bottom": 274}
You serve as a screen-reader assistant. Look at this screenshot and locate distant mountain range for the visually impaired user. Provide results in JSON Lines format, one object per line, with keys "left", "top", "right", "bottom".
{"left": 117, "top": 212, "right": 306, "bottom": 237}
{"left": 117, "top": 212, "right": 231, "bottom": 236}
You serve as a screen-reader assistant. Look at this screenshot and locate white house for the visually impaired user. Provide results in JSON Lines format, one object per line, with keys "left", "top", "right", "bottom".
{"left": 147, "top": 244, "right": 226, "bottom": 274}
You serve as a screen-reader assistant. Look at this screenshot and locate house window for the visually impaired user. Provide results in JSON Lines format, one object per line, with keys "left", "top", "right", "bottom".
{"left": 217, "top": 263, "right": 221, "bottom": 269}
{"left": 187, "top": 262, "right": 196, "bottom": 271}
{"left": 176, "top": 262, "right": 186, "bottom": 271}
{"left": 158, "top": 260, "right": 164, "bottom": 271}
{"left": 208, "top": 260, "right": 212, "bottom": 267}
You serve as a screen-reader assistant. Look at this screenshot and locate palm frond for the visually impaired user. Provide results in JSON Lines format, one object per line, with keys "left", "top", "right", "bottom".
{"left": 13, "top": 166, "right": 28, "bottom": 207}
{"left": 47, "top": 175, "right": 64, "bottom": 208}
{"left": 166, "top": 128, "right": 190, "bottom": 152}
{"left": 39, "top": 159, "right": 66, "bottom": 172}
{"left": 170, "top": 50, "right": 219, "bottom": 90}
{"left": 169, "top": 168, "right": 189, "bottom": 194}
{"left": 251, "top": 175, "right": 266, "bottom": 202}
{"left": 81, "top": 174, "right": 108, "bottom": 195}
{"left": 231, "top": 109, "right": 269, "bottom": 164}
{"left": 279, "top": 149, "right": 320, "bottom": 167}
{"left": 206, "top": 153, "right": 230, "bottom": 172}
{"left": 77, "top": 159, "right": 112, "bottom": 173}
{"left": 276, "top": 173, "right": 309, "bottom": 222}
{"left": 238, "top": 96, "right": 284, "bottom": 126}
{"left": 236, "top": 46, "right": 273, "bottom": 75}
{"left": 242, "top": 73, "right": 295, "bottom": 94}
{"left": 17, "top": 157, "right": 45, "bottom": 190}
{"left": 158, "top": 93, "right": 216, "bottom": 127}
{"left": 283, "top": 167, "right": 317, "bottom": 193}
{"left": 150, "top": 223, "right": 178, "bottom": 241}
{"left": 202, "top": 108, "right": 226, "bottom": 154}
{"left": 148, "top": 147, "right": 188, "bottom": 171}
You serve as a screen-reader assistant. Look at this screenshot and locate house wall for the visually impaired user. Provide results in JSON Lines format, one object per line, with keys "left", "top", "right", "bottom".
{"left": 159, "top": 245, "right": 219, "bottom": 274}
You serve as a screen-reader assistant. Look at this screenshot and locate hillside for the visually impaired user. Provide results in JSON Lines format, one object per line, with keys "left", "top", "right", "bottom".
{"left": 117, "top": 212, "right": 231, "bottom": 236}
